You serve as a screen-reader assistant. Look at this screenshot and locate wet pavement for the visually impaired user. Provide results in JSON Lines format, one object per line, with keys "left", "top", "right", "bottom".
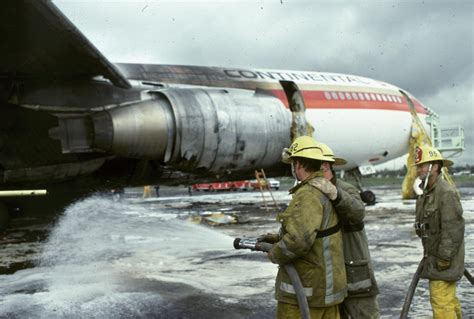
{"left": 0, "top": 184, "right": 472, "bottom": 318}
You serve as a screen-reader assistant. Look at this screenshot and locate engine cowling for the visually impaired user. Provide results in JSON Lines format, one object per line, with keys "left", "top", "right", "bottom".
{"left": 52, "top": 87, "right": 291, "bottom": 174}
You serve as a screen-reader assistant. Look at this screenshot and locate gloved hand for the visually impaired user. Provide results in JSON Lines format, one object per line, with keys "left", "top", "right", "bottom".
{"left": 257, "top": 233, "right": 280, "bottom": 244}
{"left": 309, "top": 177, "right": 338, "bottom": 200}
{"left": 436, "top": 258, "right": 451, "bottom": 271}
{"left": 267, "top": 250, "right": 277, "bottom": 264}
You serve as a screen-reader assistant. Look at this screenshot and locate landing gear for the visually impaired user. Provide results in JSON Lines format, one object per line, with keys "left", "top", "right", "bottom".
{"left": 345, "top": 168, "right": 376, "bottom": 206}
{"left": 360, "top": 190, "right": 376, "bottom": 206}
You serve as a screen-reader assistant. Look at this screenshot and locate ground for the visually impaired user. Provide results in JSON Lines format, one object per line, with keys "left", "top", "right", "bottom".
{"left": 0, "top": 183, "right": 472, "bottom": 318}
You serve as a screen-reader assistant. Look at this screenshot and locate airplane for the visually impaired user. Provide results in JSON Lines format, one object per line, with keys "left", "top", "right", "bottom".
{"left": 0, "top": 1, "right": 458, "bottom": 227}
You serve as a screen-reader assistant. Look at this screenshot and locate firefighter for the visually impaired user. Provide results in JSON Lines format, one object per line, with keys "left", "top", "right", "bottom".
{"left": 413, "top": 145, "right": 464, "bottom": 318}
{"left": 311, "top": 142, "right": 380, "bottom": 318}
{"left": 143, "top": 185, "right": 152, "bottom": 198}
{"left": 260, "top": 136, "right": 347, "bottom": 318}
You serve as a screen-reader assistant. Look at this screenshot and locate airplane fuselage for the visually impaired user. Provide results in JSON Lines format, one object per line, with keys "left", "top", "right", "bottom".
{"left": 1, "top": 64, "right": 429, "bottom": 190}
{"left": 117, "top": 63, "right": 428, "bottom": 169}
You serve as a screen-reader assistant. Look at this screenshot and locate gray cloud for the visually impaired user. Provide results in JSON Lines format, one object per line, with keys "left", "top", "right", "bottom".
{"left": 56, "top": 0, "right": 473, "bottom": 165}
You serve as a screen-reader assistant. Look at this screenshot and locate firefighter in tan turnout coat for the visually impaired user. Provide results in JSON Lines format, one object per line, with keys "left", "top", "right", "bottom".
{"left": 259, "top": 136, "right": 347, "bottom": 318}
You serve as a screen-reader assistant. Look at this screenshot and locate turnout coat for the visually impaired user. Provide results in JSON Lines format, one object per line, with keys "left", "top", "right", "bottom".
{"left": 415, "top": 176, "right": 465, "bottom": 281}
{"left": 334, "top": 179, "right": 379, "bottom": 297}
{"left": 269, "top": 172, "right": 347, "bottom": 307}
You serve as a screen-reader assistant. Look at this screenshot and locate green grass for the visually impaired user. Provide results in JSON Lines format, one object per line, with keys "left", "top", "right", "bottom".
{"left": 276, "top": 175, "right": 474, "bottom": 190}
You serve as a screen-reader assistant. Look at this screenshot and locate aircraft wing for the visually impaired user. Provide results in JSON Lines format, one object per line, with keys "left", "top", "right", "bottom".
{"left": 0, "top": 0, "right": 130, "bottom": 89}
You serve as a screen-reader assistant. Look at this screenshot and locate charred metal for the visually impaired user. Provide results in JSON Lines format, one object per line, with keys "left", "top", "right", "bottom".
{"left": 51, "top": 87, "right": 291, "bottom": 175}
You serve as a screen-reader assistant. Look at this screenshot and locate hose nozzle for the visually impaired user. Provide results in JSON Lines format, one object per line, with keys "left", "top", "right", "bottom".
{"left": 233, "top": 238, "right": 272, "bottom": 252}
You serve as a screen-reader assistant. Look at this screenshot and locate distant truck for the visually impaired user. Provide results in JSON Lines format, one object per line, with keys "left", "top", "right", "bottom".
{"left": 192, "top": 180, "right": 251, "bottom": 192}
{"left": 192, "top": 179, "right": 280, "bottom": 192}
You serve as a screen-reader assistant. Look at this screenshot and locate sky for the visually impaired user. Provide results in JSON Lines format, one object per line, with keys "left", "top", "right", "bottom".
{"left": 55, "top": 0, "right": 473, "bottom": 167}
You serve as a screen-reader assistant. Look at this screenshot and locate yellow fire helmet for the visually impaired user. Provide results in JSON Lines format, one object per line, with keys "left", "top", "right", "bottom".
{"left": 315, "top": 142, "right": 347, "bottom": 166}
{"left": 282, "top": 136, "right": 333, "bottom": 164}
{"left": 414, "top": 145, "right": 453, "bottom": 167}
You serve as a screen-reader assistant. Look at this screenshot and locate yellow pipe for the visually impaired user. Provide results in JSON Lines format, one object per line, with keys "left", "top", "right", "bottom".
{"left": 0, "top": 189, "right": 48, "bottom": 197}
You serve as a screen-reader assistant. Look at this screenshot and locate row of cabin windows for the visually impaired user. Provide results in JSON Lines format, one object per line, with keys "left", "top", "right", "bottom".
{"left": 323, "top": 91, "right": 403, "bottom": 103}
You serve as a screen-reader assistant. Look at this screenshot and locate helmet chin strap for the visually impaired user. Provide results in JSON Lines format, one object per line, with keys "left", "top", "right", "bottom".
{"left": 291, "top": 162, "right": 300, "bottom": 185}
{"left": 422, "top": 163, "right": 433, "bottom": 191}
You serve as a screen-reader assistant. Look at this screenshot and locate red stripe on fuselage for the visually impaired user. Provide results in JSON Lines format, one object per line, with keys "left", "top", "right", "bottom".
{"left": 270, "top": 90, "right": 426, "bottom": 114}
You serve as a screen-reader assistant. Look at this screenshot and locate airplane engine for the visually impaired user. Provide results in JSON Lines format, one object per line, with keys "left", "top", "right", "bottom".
{"left": 53, "top": 88, "right": 291, "bottom": 174}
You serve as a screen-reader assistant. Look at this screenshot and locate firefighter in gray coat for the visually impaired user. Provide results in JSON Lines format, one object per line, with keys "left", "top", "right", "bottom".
{"left": 309, "top": 142, "right": 380, "bottom": 318}
{"left": 414, "top": 145, "right": 464, "bottom": 318}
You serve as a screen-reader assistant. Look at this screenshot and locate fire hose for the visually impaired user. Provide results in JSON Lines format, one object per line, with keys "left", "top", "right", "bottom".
{"left": 464, "top": 268, "right": 474, "bottom": 285}
{"left": 400, "top": 257, "right": 425, "bottom": 319}
{"left": 234, "top": 238, "right": 311, "bottom": 319}
{"left": 400, "top": 258, "right": 473, "bottom": 319}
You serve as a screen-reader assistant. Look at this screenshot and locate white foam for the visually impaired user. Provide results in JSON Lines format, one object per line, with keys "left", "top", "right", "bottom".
{"left": 0, "top": 187, "right": 472, "bottom": 318}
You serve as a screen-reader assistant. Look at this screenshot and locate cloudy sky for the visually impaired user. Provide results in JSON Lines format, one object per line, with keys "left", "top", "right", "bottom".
{"left": 55, "top": 0, "right": 473, "bottom": 166}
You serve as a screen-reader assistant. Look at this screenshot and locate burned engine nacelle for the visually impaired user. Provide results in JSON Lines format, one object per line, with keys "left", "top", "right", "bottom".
{"left": 53, "top": 88, "right": 291, "bottom": 174}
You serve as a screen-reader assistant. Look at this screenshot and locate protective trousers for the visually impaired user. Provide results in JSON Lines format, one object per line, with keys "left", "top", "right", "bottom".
{"left": 277, "top": 301, "right": 340, "bottom": 319}
{"left": 429, "top": 280, "right": 462, "bottom": 319}
{"left": 341, "top": 295, "right": 380, "bottom": 319}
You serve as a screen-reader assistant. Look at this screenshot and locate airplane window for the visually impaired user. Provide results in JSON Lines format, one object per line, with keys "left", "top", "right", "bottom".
{"left": 387, "top": 95, "right": 393, "bottom": 102}
{"left": 376, "top": 94, "right": 382, "bottom": 101}
{"left": 338, "top": 92, "right": 346, "bottom": 100}
{"left": 370, "top": 93, "right": 377, "bottom": 100}
{"left": 396, "top": 96, "right": 402, "bottom": 103}
{"left": 324, "top": 92, "right": 332, "bottom": 100}
{"left": 358, "top": 92, "right": 365, "bottom": 100}
{"left": 364, "top": 93, "right": 371, "bottom": 100}
{"left": 331, "top": 92, "right": 339, "bottom": 99}
{"left": 352, "top": 92, "right": 359, "bottom": 100}
{"left": 345, "top": 92, "right": 352, "bottom": 100}
{"left": 382, "top": 95, "right": 387, "bottom": 102}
